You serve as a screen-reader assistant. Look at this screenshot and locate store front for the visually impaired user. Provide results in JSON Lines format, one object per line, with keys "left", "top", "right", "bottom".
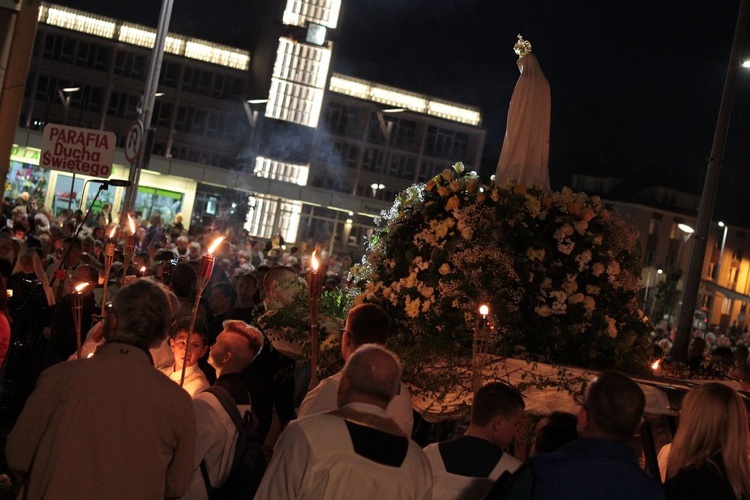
{"left": 7, "top": 143, "right": 197, "bottom": 229}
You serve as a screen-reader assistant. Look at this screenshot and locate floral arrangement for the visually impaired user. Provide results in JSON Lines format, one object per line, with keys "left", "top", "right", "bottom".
{"left": 253, "top": 277, "right": 357, "bottom": 379}
{"left": 351, "top": 162, "right": 651, "bottom": 397}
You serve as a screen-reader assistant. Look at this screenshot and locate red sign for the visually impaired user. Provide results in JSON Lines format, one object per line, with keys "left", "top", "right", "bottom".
{"left": 40, "top": 124, "right": 116, "bottom": 179}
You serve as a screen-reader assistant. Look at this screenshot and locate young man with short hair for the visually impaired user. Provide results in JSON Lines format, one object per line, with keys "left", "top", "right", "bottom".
{"left": 161, "top": 317, "right": 210, "bottom": 397}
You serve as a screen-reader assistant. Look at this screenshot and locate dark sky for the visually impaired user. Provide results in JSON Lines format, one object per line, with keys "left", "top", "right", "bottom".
{"left": 56, "top": 0, "right": 750, "bottom": 222}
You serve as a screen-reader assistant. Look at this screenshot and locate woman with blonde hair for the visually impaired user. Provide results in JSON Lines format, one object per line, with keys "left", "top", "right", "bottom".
{"left": 665, "top": 383, "right": 750, "bottom": 499}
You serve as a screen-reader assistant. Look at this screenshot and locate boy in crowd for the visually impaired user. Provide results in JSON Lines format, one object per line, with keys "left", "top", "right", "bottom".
{"left": 161, "top": 317, "right": 210, "bottom": 397}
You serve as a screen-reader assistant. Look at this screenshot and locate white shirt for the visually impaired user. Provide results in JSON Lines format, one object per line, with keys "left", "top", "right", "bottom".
{"left": 161, "top": 364, "right": 210, "bottom": 398}
{"left": 256, "top": 402, "right": 432, "bottom": 499}
{"left": 298, "top": 370, "right": 414, "bottom": 436}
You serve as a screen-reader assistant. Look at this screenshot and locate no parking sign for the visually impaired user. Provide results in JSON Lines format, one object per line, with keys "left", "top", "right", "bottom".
{"left": 125, "top": 120, "right": 144, "bottom": 163}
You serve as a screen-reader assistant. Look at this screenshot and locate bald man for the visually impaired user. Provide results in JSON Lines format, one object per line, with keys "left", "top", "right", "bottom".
{"left": 256, "top": 344, "right": 432, "bottom": 499}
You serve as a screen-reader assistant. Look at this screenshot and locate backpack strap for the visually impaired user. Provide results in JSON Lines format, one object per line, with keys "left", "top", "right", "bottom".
{"left": 199, "top": 386, "right": 248, "bottom": 498}
{"left": 205, "top": 385, "right": 246, "bottom": 432}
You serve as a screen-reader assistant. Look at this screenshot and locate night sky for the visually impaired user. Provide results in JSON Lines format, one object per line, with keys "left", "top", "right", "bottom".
{"left": 55, "top": 0, "right": 750, "bottom": 223}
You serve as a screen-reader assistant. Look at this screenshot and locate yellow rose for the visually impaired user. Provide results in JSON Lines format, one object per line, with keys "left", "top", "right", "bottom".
{"left": 425, "top": 179, "right": 436, "bottom": 192}
{"left": 513, "top": 184, "right": 527, "bottom": 195}
{"left": 568, "top": 293, "right": 585, "bottom": 304}
{"left": 437, "top": 186, "right": 451, "bottom": 197}
{"left": 460, "top": 227, "right": 473, "bottom": 240}
{"left": 476, "top": 192, "right": 487, "bottom": 203}
{"left": 439, "top": 263, "right": 451, "bottom": 275}
{"left": 450, "top": 180, "right": 462, "bottom": 192}
{"left": 445, "top": 195, "right": 460, "bottom": 211}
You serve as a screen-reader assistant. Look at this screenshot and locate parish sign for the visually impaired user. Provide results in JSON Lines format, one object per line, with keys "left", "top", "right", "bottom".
{"left": 40, "top": 124, "right": 116, "bottom": 179}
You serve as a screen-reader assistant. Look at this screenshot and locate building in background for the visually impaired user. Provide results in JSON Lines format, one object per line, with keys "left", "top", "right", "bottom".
{"left": 573, "top": 174, "right": 750, "bottom": 335}
{"left": 8, "top": 2, "right": 485, "bottom": 258}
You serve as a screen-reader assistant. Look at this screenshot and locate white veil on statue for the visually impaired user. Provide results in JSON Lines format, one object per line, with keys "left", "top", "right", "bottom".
{"left": 495, "top": 35, "right": 551, "bottom": 190}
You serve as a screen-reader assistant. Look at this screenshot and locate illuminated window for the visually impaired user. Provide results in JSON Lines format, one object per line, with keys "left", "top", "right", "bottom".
{"left": 254, "top": 157, "right": 309, "bottom": 186}
{"left": 266, "top": 78, "right": 325, "bottom": 128}
{"left": 283, "top": 0, "right": 342, "bottom": 29}
{"left": 329, "top": 73, "right": 482, "bottom": 126}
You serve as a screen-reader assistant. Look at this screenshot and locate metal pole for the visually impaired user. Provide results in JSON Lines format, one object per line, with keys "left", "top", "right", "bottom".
{"left": 673, "top": 0, "right": 750, "bottom": 363}
{"left": 717, "top": 222, "right": 728, "bottom": 280}
{"left": 123, "top": 0, "right": 174, "bottom": 214}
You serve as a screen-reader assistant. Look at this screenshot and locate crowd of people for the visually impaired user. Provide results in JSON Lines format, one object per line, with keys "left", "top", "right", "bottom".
{"left": 0, "top": 193, "right": 748, "bottom": 499}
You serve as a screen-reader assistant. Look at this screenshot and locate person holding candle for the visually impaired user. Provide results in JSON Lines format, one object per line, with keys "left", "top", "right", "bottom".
{"left": 42, "top": 265, "right": 99, "bottom": 368}
{"left": 161, "top": 317, "right": 210, "bottom": 398}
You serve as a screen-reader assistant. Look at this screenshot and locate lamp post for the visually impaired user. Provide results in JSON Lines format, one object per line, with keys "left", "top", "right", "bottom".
{"left": 649, "top": 268, "right": 663, "bottom": 320}
{"left": 717, "top": 221, "right": 728, "bottom": 282}
{"left": 123, "top": 0, "right": 175, "bottom": 214}
{"left": 673, "top": 0, "right": 750, "bottom": 364}
{"left": 58, "top": 86, "right": 81, "bottom": 212}
{"left": 668, "top": 224, "right": 695, "bottom": 329}
{"left": 371, "top": 108, "right": 403, "bottom": 199}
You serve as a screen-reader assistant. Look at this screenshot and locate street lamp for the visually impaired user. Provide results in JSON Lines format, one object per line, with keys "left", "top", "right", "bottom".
{"left": 717, "top": 221, "right": 728, "bottom": 282}
{"left": 57, "top": 86, "right": 81, "bottom": 212}
{"left": 370, "top": 183, "right": 385, "bottom": 198}
{"left": 57, "top": 86, "right": 80, "bottom": 125}
{"left": 649, "top": 268, "right": 664, "bottom": 320}
{"left": 743, "top": 60, "right": 750, "bottom": 68}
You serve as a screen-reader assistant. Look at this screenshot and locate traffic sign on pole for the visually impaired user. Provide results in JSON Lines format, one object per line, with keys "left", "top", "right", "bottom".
{"left": 124, "top": 120, "right": 144, "bottom": 163}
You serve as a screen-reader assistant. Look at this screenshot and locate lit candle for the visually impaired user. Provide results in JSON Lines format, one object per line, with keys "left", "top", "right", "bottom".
{"left": 72, "top": 282, "right": 90, "bottom": 359}
{"left": 139, "top": 266, "right": 146, "bottom": 277}
{"left": 199, "top": 236, "right": 225, "bottom": 280}
{"left": 121, "top": 214, "right": 138, "bottom": 285}
{"left": 307, "top": 249, "right": 322, "bottom": 388}
{"left": 651, "top": 359, "right": 663, "bottom": 377}
{"left": 180, "top": 235, "right": 224, "bottom": 387}
{"left": 100, "top": 226, "right": 117, "bottom": 317}
{"left": 473, "top": 304, "right": 491, "bottom": 394}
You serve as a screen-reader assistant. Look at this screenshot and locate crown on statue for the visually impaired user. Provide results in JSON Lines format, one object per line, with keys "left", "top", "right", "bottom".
{"left": 514, "top": 35, "right": 532, "bottom": 58}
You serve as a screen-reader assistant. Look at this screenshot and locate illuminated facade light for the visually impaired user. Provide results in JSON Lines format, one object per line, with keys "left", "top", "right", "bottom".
{"left": 266, "top": 35, "right": 331, "bottom": 127}
{"left": 273, "top": 38, "right": 332, "bottom": 89}
{"left": 266, "top": 78, "right": 325, "bottom": 127}
{"left": 254, "top": 156, "right": 310, "bottom": 186}
{"left": 39, "top": 3, "right": 250, "bottom": 71}
{"left": 245, "top": 196, "right": 302, "bottom": 242}
{"left": 283, "top": 0, "right": 342, "bottom": 29}
{"left": 329, "top": 73, "right": 482, "bottom": 126}
{"left": 41, "top": 5, "right": 116, "bottom": 38}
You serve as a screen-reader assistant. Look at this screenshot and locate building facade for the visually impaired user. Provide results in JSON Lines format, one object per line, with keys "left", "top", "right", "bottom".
{"left": 8, "top": 2, "right": 485, "bottom": 259}
{"left": 573, "top": 174, "right": 750, "bottom": 334}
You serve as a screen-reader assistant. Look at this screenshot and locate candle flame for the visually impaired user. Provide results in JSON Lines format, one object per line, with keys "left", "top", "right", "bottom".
{"left": 651, "top": 359, "right": 661, "bottom": 370}
{"left": 207, "top": 236, "right": 225, "bottom": 255}
{"left": 74, "top": 282, "right": 90, "bottom": 293}
{"left": 127, "top": 214, "right": 136, "bottom": 234}
{"left": 311, "top": 249, "right": 319, "bottom": 271}
{"left": 140, "top": 266, "right": 146, "bottom": 273}
{"left": 479, "top": 304, "right": 489, "bottom": 316}
{"left": 109, "top": 226, "right": 117, "bottom": 239}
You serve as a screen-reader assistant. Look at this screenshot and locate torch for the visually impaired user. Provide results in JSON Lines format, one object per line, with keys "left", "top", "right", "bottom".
{"left": 72, "top": 282, "right": 90, "bottom": 359}
{"left": 472, "top": 304, "right": 491, "bottom": 394}
{"left": 307, "top": 249, "right": 322, "bottom": 388}
{"left": 100, "top": 226, "right": 117, "bottom": 318}
{"left": 179, "top": 235, "right": 225, "bottom": 386}
{"left": 120, "top": 214, "right": 137, "bottom": 286}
